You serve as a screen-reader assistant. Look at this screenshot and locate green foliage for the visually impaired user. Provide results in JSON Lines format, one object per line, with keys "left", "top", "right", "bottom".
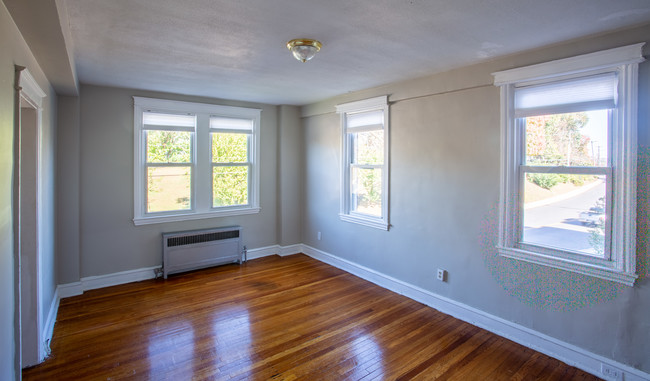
{"left": 527, "top": 173, "right": 596, "bottom": 190}
{"left": 567, "top": 174, "right": 592, "bottom": 186}
{"left": 146, "top": 130, "right": 191, "bottom": 163}
{"left": 213, "top": 166, "right": 248, "bottom": 207}
{"left": 586, "top": 196, "right": 606, "bottom": 256}
{"left": 588, "top": 226, "right": 605, "bottom": 256}
{"left": 212, "top": 133, "right": 248, "bottom": 163}
{"left": 362, "top": 169, "right": 382, "bottom": 204}
{"left": 527, "top": 173, "right": 562, "bottom": 190}
{"left": 353, "top": 168, "right": 382, "bottom": 216}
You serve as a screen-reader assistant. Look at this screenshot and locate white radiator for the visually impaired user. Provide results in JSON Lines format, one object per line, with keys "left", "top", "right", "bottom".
{"left": 162, "top": 226, "right": 243, "bottom": 279}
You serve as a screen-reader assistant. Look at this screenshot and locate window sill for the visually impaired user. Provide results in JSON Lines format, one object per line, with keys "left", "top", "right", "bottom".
{"left": 339, "top": 214, "right": 389, "bottom": 231}
{"left": 134, "top": 207, "right": 261, "bottom": 226}
{"left": 497, "top": 245, "right": 637, "bottom": 286}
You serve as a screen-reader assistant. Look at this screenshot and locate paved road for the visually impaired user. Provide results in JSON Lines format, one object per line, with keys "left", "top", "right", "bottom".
{"left": 523, "top": 180, "right": 606, "bottom": 256}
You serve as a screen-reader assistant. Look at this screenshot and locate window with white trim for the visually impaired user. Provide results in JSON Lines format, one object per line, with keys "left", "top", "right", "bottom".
{"left": 336, "top": 96, "right": 389, "bottom": 230}
{"left": 492, "top": 44, "right": 644, "bottom": 285}
{"left": 133, "top": 97, "right": 261, "bottom": 225}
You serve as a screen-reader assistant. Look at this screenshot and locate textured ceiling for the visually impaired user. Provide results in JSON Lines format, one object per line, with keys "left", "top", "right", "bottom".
{"left": 64, "top": 0, "right": 650, "bottom": 105}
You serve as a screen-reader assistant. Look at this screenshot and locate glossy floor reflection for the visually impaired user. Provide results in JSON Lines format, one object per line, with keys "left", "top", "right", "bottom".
{"left": 23, "top": 254, "right": 599, "bottom": 380}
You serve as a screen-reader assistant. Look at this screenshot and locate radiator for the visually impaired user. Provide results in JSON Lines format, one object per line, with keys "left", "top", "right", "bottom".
{"left": 162, "top": 226, "right": 243, "bottom": 279}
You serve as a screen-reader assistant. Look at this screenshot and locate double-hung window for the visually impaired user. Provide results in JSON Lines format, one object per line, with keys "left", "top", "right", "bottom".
{"left": 492, "top": 44, "right": 644, "bottom": 285}
{"left": 336, "top": 96, "right": 390, "bottom": 230}
{"left": 134, "top": 97, "right": 261, "bottom": 225}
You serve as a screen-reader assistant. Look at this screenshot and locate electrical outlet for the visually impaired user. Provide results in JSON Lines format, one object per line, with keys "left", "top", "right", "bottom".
{"left": 436, "top": 269, "right": 446, "bottom": 282}
{"left": 601, "top": 364, "right": 623, "bottom": 381}
{"left": 317, "top": 231, "right": 322, "bottom": 240}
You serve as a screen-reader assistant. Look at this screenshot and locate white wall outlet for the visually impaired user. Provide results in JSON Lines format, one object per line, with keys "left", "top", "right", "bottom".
{"left": 600, "top": 364, "right": 623, "bottom": 381}
{"left": 436, "top": 269, "right": 446, "bottom": 282}
{"left": 317, "top": 231, "right": 322, "bottom": 241}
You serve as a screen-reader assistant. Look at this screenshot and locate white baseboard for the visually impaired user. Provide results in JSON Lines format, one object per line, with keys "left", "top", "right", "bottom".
{"left": 246, "top": 245, "right": 281, "bottom": 259}
{"left": 57, "top": 281, "right": 83, "bottom": 298}
{"left": 82, "top": 266, "right": 160, "bottom": 291}
{"left": 51, "top": 244, "right": 649, "bottom": 380}
{"left": 301, "top": 245, "right": 650, "bottom": 381}
{"left": 245, "top": 244, "right": 304, "bottom": 260}
{"left": 57, "top": 267, "right": 160, "bottom": 299}
{"left": 279, "top": 244, "right": 304, "bottom": 256}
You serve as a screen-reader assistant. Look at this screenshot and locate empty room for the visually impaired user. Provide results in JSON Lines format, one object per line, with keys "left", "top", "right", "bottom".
{"left": 1, "top": 0, "right": 649, "bottom": 379}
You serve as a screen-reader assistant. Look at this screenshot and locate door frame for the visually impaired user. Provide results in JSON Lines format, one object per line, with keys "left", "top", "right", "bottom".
{"left": 13, "top": 66, "right": 47, "bottom": 370}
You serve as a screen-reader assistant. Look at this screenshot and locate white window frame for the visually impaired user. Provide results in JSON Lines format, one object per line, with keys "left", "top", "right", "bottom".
{"left": 336, "top": 96, "right": 390, "bottom": 230}
{"left": 492, "top": 44, "right": 644, "bottom": 286}
{"left": 133, "top": 97, "right": 261, "bottom": 225}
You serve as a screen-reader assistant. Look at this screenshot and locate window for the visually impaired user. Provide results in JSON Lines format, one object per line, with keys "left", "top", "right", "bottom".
{"left": 133, "top": 97, "right": 261, "bottom": 225}
{"left": 492, "top": 44, "right": 644, "bottom": 285}
{"left": 336, "top": 96, "right": 389, "bottom": 230}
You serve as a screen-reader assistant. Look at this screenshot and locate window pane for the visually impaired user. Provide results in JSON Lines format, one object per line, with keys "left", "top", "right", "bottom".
{"left": 147, "top": 166, "right": 191, "bottom": 213}
{"left": 213, "top": 166, "right": 248, "bottom": 207}
{"left": 143, "top": 112, "right": 195, "bottom": 127}
{"left": 351, "top": 167, "right": 382, "bottom": 217}
{"left": 525, "top": 110, "right": 609, "bottom": 166}
{"left": 146, "top": 130, "right": 192, "bottom": 163}
{"left": 352, "top": 130, "right": 384, "bottom": 165}
{"left": 522, "top": 173, "right": 606, "bottom": 257}
{"left": 212, "top": 133, "right": 248, "bottom": 163}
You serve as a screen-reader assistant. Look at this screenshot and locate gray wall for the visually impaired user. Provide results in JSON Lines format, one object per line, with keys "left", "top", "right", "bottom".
{"left": 56, "top": 95, "right": 80, "bottom": 284}
{"left": 0, "top": 2, "right": 58, "bottom": 378}
{"left": 277, "top": 105, "right": 303, "bottom": 246}
{"left": 76, "top": 85, "right": 281, "bottom": 277}
{"left": 300, "top": 25, "right": 650, "bottom": 372}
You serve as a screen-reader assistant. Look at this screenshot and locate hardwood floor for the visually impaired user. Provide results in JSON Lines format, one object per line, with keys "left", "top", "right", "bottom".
{"left": 23, "top": 254, "right": 600, "bottom": 380}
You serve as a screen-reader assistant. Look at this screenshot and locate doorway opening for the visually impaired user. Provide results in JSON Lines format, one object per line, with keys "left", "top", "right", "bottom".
{"left": 14, "top": 67, "right": 46, "bottom": 369}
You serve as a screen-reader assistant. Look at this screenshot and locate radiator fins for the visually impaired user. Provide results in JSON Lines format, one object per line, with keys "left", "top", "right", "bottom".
{"left": 166, "top": 230, "right": 240, "bottom": 247}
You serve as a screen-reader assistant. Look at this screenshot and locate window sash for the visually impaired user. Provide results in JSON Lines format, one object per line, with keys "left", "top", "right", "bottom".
{"left": 145, "top": 164, "right": 194, "bottom": 214}
{"left": 349, "top": 165, "right": 382, "bottom": 216}
{"left": 143, "top": 127, "right": 195, "bottom": 215}
{"left": 516, "top": 108, "right": 614, "bottom": 260}
{"left": 518, "top": 166, "right": 613, "bottom": 260}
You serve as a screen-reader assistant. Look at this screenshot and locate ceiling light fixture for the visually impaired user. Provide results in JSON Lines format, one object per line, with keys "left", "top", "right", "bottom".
{"left": 287, "top": 39, "right": 322, "bottom": 62}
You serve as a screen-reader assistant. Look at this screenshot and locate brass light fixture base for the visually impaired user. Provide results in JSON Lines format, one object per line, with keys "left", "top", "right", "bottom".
{"left": 287, "top": 39, "right": 322, "bottom": 62}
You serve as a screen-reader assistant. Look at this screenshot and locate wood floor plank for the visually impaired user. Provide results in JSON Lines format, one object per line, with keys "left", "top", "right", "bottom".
{"left": 23, "top": 254, "right": 601, "bottom": 380}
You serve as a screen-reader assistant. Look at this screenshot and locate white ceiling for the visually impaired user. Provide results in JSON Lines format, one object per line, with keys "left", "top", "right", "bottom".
{"left": 63, "top": 0, "right": 650, "bottom": 105}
